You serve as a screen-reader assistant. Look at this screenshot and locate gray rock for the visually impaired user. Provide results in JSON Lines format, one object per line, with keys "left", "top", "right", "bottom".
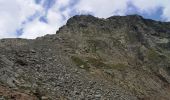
{"left": 0, "top": 15, "right": 170, "bottom": 100}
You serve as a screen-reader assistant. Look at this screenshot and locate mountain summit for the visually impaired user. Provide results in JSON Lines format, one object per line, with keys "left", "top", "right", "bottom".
{"left": 0, "top": 15, "right": 170, "bottom": 100}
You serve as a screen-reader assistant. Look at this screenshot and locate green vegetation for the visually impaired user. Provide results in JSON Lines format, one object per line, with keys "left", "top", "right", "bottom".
{"left": 86, "top": 57, "right": 110, "bottom": 68}
{"left": 86, "top": 57, "right": 127, "bottom": 70}
{"left": 147, "top": 49, "right": 161, "bottom": 63}
{"left": 111, "top": 63, "right": 127, "bottom": 70}
{"left": 71, "top": 56, "right": 89, "bottom": 70}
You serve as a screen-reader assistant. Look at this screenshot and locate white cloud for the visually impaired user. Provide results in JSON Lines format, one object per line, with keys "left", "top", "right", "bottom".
{"left": 160, "top": 0, "right": 170, "bottom": 21}
{"left": 74, "top": 0, "right": 129, "bottom": 18}
{"left": 0, "top": 0, "right": 170, "bottom": 39}
{"left": 0, "top": 0, "right": 20, "bottom": 38}
{"left": 130, "top": 0, "right": 161, "bottom": 14}
{"left": 129, "top": 0, "right": 170, "bottom": 22}
{"left": 16, "top": 0, "right": 42, "bottom": 21}
{"left": 74, "top": 0, "right": 170, "bottom": 19}
{"left": 162, "top": 6, "right": 170, "bottom": 21}
{"left": 57, "top": 0, "right": 70, "bottom": 7}
{"left": 19, "top": 0, "right": 70, "bottom": 39}
{"left": 19, "top": 10, "right": 65, "bottom": 39}
{"left": 129, "top": 0, "right": 170, "bottom": 21}
{"left": 0, "top": 0, "right": 42, "bottom": 38}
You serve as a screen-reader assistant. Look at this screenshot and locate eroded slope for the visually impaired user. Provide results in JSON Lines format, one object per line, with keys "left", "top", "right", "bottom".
{"left": 0, "top": 15, "right": 170, "bottom": 100}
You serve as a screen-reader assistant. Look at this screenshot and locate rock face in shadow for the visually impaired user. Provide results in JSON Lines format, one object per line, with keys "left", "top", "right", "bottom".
{"left": 0, "top": 15, "right": 170, "bottom": 100}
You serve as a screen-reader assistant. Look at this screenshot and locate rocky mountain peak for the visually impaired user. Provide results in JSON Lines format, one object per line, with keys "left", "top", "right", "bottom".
{"left": 1, "top": 15, "right": 170, "bottom": 100}
{"left": 108, "top": 14, "right": 143, "bottom": 20}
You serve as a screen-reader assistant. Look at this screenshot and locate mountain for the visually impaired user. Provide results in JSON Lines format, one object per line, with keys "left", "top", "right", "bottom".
{"left": 0, "top": 15, "right": 170, "bottom": 100}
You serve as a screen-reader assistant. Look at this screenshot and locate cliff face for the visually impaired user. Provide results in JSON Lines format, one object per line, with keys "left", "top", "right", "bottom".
{"left": 0, "top": 15, "right": 170, "bottom": 100}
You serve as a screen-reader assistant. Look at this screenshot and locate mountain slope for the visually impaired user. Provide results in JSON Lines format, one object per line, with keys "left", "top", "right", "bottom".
{"left": 0, "top": 15, "right": 170, "bottom": 100}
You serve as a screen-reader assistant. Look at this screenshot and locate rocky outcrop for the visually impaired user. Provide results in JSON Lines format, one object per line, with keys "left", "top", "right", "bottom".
{"left": 0, "top": 15, "right": 170, "bottom": 100}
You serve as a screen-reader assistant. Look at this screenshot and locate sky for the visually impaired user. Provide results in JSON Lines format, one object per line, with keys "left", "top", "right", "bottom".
{"left": 0, "top": 0, "right": 170, "bottom": 39}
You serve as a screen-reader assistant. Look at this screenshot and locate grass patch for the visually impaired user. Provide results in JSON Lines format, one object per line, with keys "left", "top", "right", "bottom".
{"left": 111, "top": 63, "right": 127, "bottom": 70}
{"left": 71, "top": 56, "right": 89, "bottom": 70}
{"left": 71, "top": 56, "right": 128, "bottom": 71}
{"left": 86, "top": 57, "right": 127, "bottom": 70}
{"left": 147, "top": 49, "right": 161, "bottom": 63}
{"left": 86, "top": 57, "right": 110, "bottom": 69}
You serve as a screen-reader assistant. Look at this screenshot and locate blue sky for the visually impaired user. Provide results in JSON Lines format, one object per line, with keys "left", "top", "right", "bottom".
{"left": 0, "top": 0, "right": 170, "bottom": 39}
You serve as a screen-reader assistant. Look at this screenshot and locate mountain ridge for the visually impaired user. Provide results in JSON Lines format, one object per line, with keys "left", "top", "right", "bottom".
{"left": 0, "top": 15, "right": 170, "bottom": 100}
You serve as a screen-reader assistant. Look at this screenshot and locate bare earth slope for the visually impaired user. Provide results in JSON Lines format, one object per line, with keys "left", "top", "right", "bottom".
{"left": 0, "top": 15, "right": 170, "bottom": 100}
